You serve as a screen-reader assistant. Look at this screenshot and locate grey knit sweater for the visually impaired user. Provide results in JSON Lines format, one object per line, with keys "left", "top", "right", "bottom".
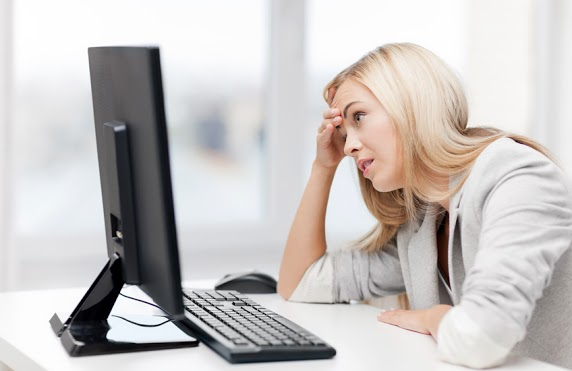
{"left": 289, "top": 138, "right": 572, "bottom": 369}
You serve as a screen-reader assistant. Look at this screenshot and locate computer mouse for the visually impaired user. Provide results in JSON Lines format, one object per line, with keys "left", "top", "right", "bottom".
{"left": 214, "top": 271, "right": 277, "bottom": 294}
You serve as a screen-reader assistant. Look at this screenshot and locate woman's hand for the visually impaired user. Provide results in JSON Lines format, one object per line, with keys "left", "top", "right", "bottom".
{"left": 377, "top": 305, "right": 452, "bottom": 339}
{"left": 315, "top": 107, "right": 346, "bottom": 170}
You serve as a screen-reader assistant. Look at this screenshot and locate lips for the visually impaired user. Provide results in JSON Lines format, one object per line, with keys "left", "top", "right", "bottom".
{"left": 357, "top": 159, "right": 374, "bottom": 176}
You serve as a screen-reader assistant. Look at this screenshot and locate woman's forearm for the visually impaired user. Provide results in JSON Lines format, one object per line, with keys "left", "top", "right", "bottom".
{"left": 277, "top": 162, "right": 337, "bottom": 299}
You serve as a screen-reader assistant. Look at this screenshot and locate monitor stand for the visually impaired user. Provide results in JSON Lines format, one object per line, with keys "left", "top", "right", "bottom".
{"left": 49, "top": 250, "right": 199, "bottom": 356}
{"left": 50, "top": 121, "right": 198, "bottom": 355}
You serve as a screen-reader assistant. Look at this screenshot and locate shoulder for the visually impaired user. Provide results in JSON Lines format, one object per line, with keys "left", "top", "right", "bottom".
{"left": 456, "top": 137, "right": 572, "bottom": 216}
{"left": 465, "top": 137, "right": 567, "bottom": 189}
{"left": 471, "top": 137, "right": 554, "bottom": 178}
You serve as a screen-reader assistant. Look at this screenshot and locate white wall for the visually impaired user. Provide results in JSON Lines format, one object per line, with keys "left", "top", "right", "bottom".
{"left": 465, "top": 0, "right": 572, "bottom": 173}
{"left": 465, "top": 0, "right": 532, "bottom": 134}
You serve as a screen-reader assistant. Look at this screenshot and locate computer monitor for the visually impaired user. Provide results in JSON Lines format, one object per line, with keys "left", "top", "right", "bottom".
{"left": 49, "top": 46, "right": 199, "bottom": 355}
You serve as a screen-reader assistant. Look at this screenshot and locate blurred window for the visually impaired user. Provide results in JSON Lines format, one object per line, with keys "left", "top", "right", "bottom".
{"left": 12, "top": 0, "right": 268, "bottom": 240}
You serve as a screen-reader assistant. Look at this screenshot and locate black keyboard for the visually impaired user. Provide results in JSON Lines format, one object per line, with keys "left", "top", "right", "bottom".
{"left": 180, "top": 289, "right": 336, "bottom": 363}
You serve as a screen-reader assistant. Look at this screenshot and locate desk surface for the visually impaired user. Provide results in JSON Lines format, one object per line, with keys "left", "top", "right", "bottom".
{"left": 0, "top": 281, "right": 566, "bottom": 371}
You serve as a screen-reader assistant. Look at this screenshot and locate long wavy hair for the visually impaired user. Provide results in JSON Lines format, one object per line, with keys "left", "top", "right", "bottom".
{"left": 324, "top": 43, "right": 555, "bottom": 253}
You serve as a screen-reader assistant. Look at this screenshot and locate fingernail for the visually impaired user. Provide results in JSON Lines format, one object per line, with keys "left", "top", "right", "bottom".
{"left": 332, "top": 116, "right": 340, "bottom": 123}
{"left": 331, "top": 109, "right": 337, "bottom": 115}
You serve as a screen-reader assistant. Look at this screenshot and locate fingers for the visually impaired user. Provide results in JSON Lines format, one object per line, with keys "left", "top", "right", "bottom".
{"left": 318, "top": 118, "right": 341, "bottom": 135}
{"left": 318, "top": 123, "right": 334, "bottom": 142}
{"left": 323, "top": 108, "right": 340, "bottom": 120}
{"left": 377, "top": 309, "right": 431, "bottom": 335}
{"left": 377, "top": 309, "right": 402, "bottom": 322}
{"left": 318, "top": 108, "right": 342, "bottom": 134}
{"left": 315, "top": 107, "right": 345, "bottom": 167}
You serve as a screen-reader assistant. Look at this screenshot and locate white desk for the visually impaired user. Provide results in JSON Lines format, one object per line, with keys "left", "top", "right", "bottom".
{"left": 0, "top": 281, "right": 566, "bottom": 371}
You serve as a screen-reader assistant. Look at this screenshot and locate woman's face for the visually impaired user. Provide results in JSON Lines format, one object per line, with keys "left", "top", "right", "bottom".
{"left": 330, "top": 78, "right": 404, "bottom": 192}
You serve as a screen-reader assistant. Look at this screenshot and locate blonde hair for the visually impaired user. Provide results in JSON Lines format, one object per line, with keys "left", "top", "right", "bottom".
{"left": 324, "top": 43, "right": 555, "bottom": 253}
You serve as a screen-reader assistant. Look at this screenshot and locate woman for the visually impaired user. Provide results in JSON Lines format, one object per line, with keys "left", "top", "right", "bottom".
{"left": 277, "top": 43, "right": 572, "bottom": 369}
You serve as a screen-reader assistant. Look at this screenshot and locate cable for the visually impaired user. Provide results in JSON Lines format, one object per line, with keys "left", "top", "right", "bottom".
{"left": 119, "top": 292, "right": 168, "bottom": 314}
{"left": 111, "top": 314, "right": 172, "bottom": 328}
{"left": 115, "top": 288, "right": 174, "bottom": 327}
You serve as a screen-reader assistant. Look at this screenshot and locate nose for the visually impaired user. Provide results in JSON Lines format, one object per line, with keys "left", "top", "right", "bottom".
{"left": 343, "top": 131, "right": 362, "bottom": 157}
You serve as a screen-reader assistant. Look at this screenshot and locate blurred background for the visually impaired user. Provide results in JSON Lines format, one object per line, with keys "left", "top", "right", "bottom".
{"left": 0, "top": 0, "right": 571, "bottom": 291}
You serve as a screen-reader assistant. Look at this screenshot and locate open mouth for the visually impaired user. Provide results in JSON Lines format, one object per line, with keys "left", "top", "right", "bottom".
{"left": 358, "top": 159, "right": 374, "bottom": 174}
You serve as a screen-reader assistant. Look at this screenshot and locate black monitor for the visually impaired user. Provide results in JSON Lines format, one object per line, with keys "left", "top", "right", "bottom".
{"left": 49, "top": 46, "right": 199, "bottom": 355}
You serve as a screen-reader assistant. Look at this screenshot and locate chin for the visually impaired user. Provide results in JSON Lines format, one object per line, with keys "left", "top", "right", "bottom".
{"left": 371, "top": 178, "right": 401, "bottom": 193}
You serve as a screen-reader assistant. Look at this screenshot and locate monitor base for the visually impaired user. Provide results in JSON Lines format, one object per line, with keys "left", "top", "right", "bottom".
{"left": 50, "top": 312, "right": 199, "bottom": 356}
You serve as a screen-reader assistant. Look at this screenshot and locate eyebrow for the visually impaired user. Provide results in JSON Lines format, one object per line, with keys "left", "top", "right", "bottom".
{"left": 343, "top": 101, "right": 362, "bottom": 119}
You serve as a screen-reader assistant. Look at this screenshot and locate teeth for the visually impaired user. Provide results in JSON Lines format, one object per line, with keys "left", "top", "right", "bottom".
{"left": 364, "top": 160, "right": 373, "bottom": 170}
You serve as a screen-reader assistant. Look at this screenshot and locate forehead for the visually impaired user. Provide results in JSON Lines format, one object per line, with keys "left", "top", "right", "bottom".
{"left": 331, "top": 79, "right": 376, "bottom": 109}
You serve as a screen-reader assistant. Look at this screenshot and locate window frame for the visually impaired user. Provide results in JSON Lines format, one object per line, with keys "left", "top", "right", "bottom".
{"left": 0, "top": 0, "right": 14, "bottom": 290}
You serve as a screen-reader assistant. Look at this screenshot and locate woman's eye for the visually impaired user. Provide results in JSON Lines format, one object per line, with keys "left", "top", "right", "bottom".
{"left": 354, "top": 112, "right": 365, "bottom": 123}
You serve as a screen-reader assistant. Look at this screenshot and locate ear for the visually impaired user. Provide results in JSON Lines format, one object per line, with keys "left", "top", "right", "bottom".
{"left": 327, "top": 87, "right": 337, "bottom": 107}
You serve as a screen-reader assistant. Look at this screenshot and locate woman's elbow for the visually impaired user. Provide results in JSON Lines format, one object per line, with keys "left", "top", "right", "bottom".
{"left": 437, "top": 307, "right": 515, "bottom": 369}
{"left": 445, "top": 347, "right": 510, "bottom": 369}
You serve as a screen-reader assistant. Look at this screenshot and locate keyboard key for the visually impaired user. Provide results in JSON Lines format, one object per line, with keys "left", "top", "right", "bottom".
{"left": 218, "top": 291, "right": 237, "bottom": 300}
{"left": 205, "top": 291, "right": 226, "bottom": 300}
{"left": 233, "top": 339, "right": 250, "bottom": 346}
